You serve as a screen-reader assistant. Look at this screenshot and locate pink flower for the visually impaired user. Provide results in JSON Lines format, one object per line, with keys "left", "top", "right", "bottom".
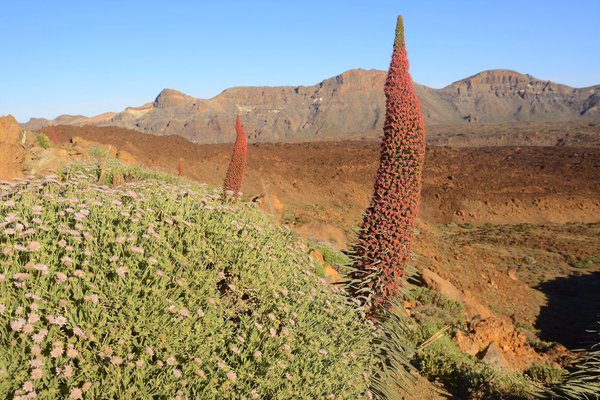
{"left": 195, "top": 369, "right": 206, "bottom": 378}
{"left": 23, "top": 324, "right": 34, "bottom": 334}
{"left": 130, "top": 246, "right": 144, "bottom": 255}
{"left": 84, "top": 294, "right": 99, "bottom": 304}
{"left": 173, "top": 369, "right": 182, "bottom": 378}
{"left": 145, "top": 346, "right": 154, "bottom": 356}
{"left": 28, "top": 313, "right": 40, "bottom": 324}
{"left": 50, "top": 345, "right": 63, "bottom": 358}
{"left": 147, "top": 256, "right": 158, "bottom": 265}
{"left": 23, "top": 381, "right": 34, "bottom": 392}
{"left": 0, "top": 304, "right": 5, "bottom": 314}
{"left": 11, "top": 318, "right": 26, "bottom": 332}
{"left": 33, "top": 264, "right": 48, "bottom": 275}
{"left": 251, "top": 389, "right": 259, "bottom": 399}
{"left": 70, "top": 388, "right": 83, "bottom": 400}
{"left": 55, "top": 272, "right": 68, "bottom": 284}
{"left": 73, "top": 327, "right": 87, "bottom": 339}
{"left": 319, "top": 348, "right": 328, "bottom": 355}
{"left": 31, "top": 368, "right": 43, "bottom": 380}
{"left": 166, "top": 356, "right": 175, "bottom": 366}
{"left": 67, "top": 347, "right": 78, "bottom": 358}
{"left": 110, "top": 356, "right": 123, "bottom": 365}
{"left": 29, "top": 359, "right": 43, "bottom": 368}
{"left": 226, "top": 370, "right": 237, "bottom": 381}
{"left": 48, "top": 315, "right": 67, "bottom": 326}
{"left": 28, "top": 242, "right": 42, "bottom": 252}
{"left": 115, "top": 267, "right": 127, "bottom": 278}
{"left": 32, "top": 329, "right": 47, "bottom": 343}
{"left": 73, "top": 270, "right": 84, "bottom": 278}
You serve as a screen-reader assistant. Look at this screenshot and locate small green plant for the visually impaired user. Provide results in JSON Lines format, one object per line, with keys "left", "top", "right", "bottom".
{"left": 569, "top": 256, "right": 600, "bottom": 269}
{"left": 409, "top": 286, "right": 465, "bottom": 327}
{"left": 309, "top": 242, "right": 350, "bottom": 266}
{"left": 525, "top": 363, "right": 568, "bottom": 385}
{"left": 34, "top": 132, "right": 50, "bottom": 149}
{"left": 87, "top": 146, "right": 108, "bottom": 159}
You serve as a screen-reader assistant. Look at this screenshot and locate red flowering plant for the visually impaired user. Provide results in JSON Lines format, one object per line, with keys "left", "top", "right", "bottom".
{"left": 177, "top": 158, "right": 184, "bottom": 177}
{"left": 48, "top": 126, "right": 59, "bottom": 145}
{"left": 347, "top": 16, "right": 426, "bottom": 318}
{"left": 222, "top": 116, "right": 248, "bottom": 202}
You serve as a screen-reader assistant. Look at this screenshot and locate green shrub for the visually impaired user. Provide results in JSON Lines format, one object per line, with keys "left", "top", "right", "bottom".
{"left": 34, "top": 132, "right": 50, "bottom": 149}
{"left": 525, "top": 363, "right": 568, "bottom": 385}
{"left": 87, "top": 146, "right": 108, "bottom": 159}
{"left": 569, "top": 256, "right": 600, "bottom": 269}
{"left": 409, "top": 286, "right": 465, "bottom": 327}
{"left": 310, "top": 242, "right": 350, "bottom": 267}
{"left": 0, "top": 164, "right": 375, "bottom": 399}
{"left": 413, "top": 334, "right": 534, "bottom": 399}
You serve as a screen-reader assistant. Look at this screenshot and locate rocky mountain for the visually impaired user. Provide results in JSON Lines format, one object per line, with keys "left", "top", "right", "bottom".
{"left": 24, "top": 69, "right": 600, "bottom": 143}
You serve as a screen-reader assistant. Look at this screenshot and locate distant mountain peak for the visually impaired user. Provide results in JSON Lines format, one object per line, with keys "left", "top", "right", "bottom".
{"left": 23, "top": 69, "right": 600, "bottom": 141}
{"left": 153, "top": 89, "right": 194, "bottom": 109}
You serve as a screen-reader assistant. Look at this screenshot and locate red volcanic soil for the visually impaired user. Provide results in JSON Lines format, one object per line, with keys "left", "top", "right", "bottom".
{"left": 44, "top": 125, "right": 600, "bottom": 229}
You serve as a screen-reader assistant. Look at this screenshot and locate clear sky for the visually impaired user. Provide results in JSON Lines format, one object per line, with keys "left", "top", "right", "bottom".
{"left": 2, "top": 0, "right": 599, "bottom": 122}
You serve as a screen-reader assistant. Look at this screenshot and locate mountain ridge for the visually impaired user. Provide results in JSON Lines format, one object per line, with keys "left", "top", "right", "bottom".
{"left": 24, "top": 69, "right": 600, "bottom": 143}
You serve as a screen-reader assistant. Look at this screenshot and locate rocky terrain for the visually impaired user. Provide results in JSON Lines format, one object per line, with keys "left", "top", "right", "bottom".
{"left": 24, "top": 69, "right": 600, "bottom": 144}
{"left": 2, "top": 116, "right": 600, "bottom": 398}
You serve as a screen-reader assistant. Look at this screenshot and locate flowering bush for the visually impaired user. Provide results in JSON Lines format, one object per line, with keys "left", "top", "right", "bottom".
{"left": 0, "top": 163, "right": 374, "bottom": 399}
{"left": 348, "top": 16, "right": 427, "bottom": 316}
{"left": 222, "top": 116, "right": 248, "bottom": 201}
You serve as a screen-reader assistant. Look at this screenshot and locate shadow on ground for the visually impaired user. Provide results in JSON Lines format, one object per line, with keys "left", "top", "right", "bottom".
{"left": 536, "top": 272, "right": 600, "bottom": 349}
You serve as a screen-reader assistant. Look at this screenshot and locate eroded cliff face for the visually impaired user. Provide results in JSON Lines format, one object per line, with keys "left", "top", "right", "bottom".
{"left": 0, "top": 115, "right": 26, "bottom": 180}
{"left": 24, "top": 69, "right": 600, "bottom": 144}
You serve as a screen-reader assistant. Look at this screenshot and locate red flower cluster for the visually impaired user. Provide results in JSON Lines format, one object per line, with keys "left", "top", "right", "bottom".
{"left": 48, "top": 126, "right": 59, "bottom": 145}
{"left": 177, "top": 158, "right": 184, "bottom": 177}
{"left": 222, "top": 116, "right": 248, "bottom": 201}
{"left": 349, "top": 16, "right": 426, "bottom": 316}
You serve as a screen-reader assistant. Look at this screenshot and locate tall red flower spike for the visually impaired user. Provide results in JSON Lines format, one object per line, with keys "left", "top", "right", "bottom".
{"left": 48, "top": 126, "right": 59, "bottom": 145}
{"left": 177, "top": 157, "right": 184, "bottom": 176}
{"left": 222, "top": 115, "right": 248, "bottom": 201}
{"left": 348, "top": 16, "right": 426, "bottom": 317}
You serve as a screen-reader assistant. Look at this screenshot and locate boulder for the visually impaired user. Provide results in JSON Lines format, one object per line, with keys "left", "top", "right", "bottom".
{"left": 480, "top": 342, "right": 509, "bottom": 368}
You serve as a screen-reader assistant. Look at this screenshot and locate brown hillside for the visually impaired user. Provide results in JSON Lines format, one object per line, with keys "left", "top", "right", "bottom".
{"left": 26, "top": 69, "right": 600, "bottom": 143}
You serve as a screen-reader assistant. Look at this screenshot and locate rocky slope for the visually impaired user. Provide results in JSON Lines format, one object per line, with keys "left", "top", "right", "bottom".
{"left": 25, "top": 69, "right": 600, "bottom": 143}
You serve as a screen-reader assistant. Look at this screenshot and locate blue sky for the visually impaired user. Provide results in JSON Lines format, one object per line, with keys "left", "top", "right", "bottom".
{"left": 2, "top": 0, "right": 599, "bottom": 122}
